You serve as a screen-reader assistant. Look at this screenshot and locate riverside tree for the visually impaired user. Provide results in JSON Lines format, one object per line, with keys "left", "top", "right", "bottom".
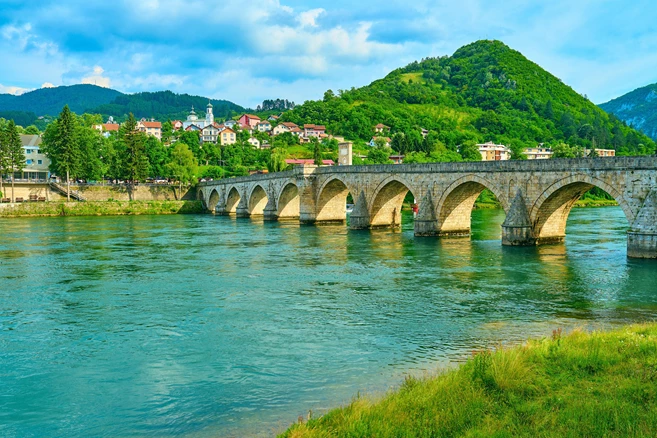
{"left": 5, "top": 120, "right": 25, "bottom": 202}
{"left": 0, "top": 120, "right": 8, "bottom": 198}
{"left": 42, "top": 105, "right": 80, "bottom": 201}
{"left": 166, "top": 143, "right": 197, "bottom": 197}
{"left": 121, "top": 113, "right": 149, "bottom": 200}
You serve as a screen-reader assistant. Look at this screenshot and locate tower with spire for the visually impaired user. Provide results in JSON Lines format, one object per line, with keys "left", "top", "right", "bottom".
{"left": 205, "top": 101, "right": 214, "bottom": 125}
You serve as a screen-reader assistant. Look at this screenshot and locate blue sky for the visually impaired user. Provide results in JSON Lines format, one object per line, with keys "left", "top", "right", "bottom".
{"left": 1, "top": 0, "right": 656, "bottom": 108}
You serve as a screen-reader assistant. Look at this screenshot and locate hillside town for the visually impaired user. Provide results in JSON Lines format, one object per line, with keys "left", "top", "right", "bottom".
{"left": 4, "top": 101, "right": 617, "bottom": 190}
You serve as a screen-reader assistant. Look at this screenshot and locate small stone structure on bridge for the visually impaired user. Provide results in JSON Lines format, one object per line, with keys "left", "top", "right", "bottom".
{"left": 198, "top": 157, "right": 657, "bottom": 259}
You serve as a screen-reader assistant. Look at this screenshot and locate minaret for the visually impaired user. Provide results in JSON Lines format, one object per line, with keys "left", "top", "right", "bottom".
{"left": 206, "top": 101, "right": 214, "bottom": 125}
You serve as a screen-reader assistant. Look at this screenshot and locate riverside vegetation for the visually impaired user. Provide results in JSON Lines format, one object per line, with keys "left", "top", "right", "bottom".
{"left": 0, "top": 200, "right": 203, "bottom": 217}
{"left": 281, "top": 324, "right": 657, "bottom": 438}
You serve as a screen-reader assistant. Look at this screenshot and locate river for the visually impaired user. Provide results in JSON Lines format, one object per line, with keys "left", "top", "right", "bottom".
{"left": 1, "top": 207, "right": 656, "bottom": 437}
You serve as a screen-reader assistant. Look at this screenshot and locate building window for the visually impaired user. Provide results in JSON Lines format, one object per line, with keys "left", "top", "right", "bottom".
{"left": 38, "top": 160, "right": 43, "bottom": 165}
{"left": 27, "top": 159, "right": 33, "bottom": 164}
{"left": 26, "top": 149, "right": 32, "bottom": 154}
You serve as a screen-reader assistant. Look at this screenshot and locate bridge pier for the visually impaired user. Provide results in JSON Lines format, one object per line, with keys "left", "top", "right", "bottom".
{"left": 415, "top": 191, "right": 439, "bottom": 236}
{"left": 501, "top": 191, "right": 537, "bottom": 246}
{"left": 349, "top": 191, "right": 371, "bottom": 230}
{"left": 627, "top": 189, "right": 657, "bottom": 259}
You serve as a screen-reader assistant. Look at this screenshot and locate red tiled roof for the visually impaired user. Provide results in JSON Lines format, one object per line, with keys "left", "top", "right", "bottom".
{"left": 375, "top": 123, "right": 389, "bottom": 129}
{"left": 103, "top": 123, "right": 120, "bottom": 131}
{"left": 281, "top": 122, "right": 298, "bottom": 128}
{"left": 304, "top": 124, "right": 326, "bottom": 130}
{"left": 243, "top": 114, "right": 261, "bottom": 120}
{"left": 142, "top": 121, "right": 162, "bottom": 128}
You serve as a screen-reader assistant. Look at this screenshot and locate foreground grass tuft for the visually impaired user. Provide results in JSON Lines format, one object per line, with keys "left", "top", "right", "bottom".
{"left": 281, "top": 324, "right": 657, "bottom": 437}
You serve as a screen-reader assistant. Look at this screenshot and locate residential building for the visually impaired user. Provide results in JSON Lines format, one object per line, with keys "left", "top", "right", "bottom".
{"left": 248, "top": 137, "right": 261, "bottom": 148}
{"left": 374, "top": 123, "right": 390, "bottom": 134}
{"left": 369, "top": 136, "right": 392, "bottom": 147}
{"left": 268, "top": 115, "right": 280, "bottom": 122}
{"left": 477, "top": 142, "right": 510, "bottom": 161}
{"left": 273, "top": 122, "right": 299, "bottom": 136}
{"left": 238, "top": 114, "right": 261, "bottom": 128}
{"left": 202, "top": 124, "right": 221, "bottom": 144}
{"left": 185, "top": 124, "right": 202, "bottom": 132}
{"left": 256, "top": 121, "right": 272, "bottom": 132}
{"left": 224, "top": 120, "right": 238, "bottom": 129}
{"left": 137, "top": 119, "right": 162, "bottom": 140}
{"left": 19, "top": 135, "right": 50, "bottom": 181}
{"left": 303, "top": 124, "right": 326, "bottom": 138}
{"left": 172, "top": 120, "right": 183, "bottom": 131}
{"left": 584, "top": 148, "right": 616, "bottom": 157}
{"left": 219, "top": 128, "right": 237, "bottom": 145}
{"left": 524, "top": 146, "right": 554, "bottom": 160}
{"left": 338, "top": 142, "right": 353, "bottom": 166}
{"left": 285, "top": 159, "right": 335, "bottom": 166}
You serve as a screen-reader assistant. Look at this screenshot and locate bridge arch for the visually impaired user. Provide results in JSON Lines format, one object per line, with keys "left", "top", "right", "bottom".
{"left": 369, "top": 176, "right": 418, "bottom": 228}
{"left": 530, "top": 175, "right": 634, "bottom": 244}
{"left": 208, "top": 189, "right": 220, "bottom": 212}
{"left": 225, "top": 186, "right": 241, "bottom": 215}
{"left": 277, "top": 182, "right": 300, "bottom": 219}
{"left": 436, "top": 175, "right": 507, "bottom": 237}
{"left": 315, "top": 176, "right": 355, "bottom": 223}
{"left": 248, "top": 184, "right": 269, "bottom": 216}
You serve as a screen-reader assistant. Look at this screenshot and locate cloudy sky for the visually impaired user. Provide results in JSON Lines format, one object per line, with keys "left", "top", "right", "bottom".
{"left": 1, "top": 0, "right": 656, "bottom": 108}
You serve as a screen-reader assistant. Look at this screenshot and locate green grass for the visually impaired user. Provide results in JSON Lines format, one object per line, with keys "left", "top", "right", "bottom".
{"left": 280, "top": 323, "right": 657, "bottom": 437}
{"left": 0, "top": 200, "right": 204, "bottom": 217}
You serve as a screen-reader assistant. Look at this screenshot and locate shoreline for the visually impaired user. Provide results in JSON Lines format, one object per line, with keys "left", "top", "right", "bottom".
{"left": 281, "top": 323, "right": 657, "bottom": 437}
{"left": 0, "top": 200, "right": 205, "bottom": 218}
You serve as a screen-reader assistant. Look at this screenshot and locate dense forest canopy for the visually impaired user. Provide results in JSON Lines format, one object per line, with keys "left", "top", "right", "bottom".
{"left": 280, "top": 40, "right": 655, "bottom": 156}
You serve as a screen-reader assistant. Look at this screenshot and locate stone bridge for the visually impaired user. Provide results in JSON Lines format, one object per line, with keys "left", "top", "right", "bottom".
{"left": 198, "top": 157, "right": 657, "bottom": 259}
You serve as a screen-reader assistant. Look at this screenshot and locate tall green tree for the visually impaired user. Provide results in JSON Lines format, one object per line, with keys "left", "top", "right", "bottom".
{"left": 166, "top": 143, "right": 198, "bottom": 197}
{"left": 42, "top": 105, "right": 81, "bottom": 201}
{"left": 0, "top": 121, "right": 8, "bottom": 198}
{"left": 311, "top": 137, "right": 322, "bottom": 165}
{"left": 6, "top": 120, "right": 25, "bottom": 202}
{"left": 121, "top": 113, "right": 149, "bottom": 200}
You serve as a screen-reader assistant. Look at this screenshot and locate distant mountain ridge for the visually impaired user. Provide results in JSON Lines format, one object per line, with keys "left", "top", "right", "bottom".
{"left": 599, "top": 83, "right": 657, "bottom": 140}
{"left": 0, "top": 84, "right": 122, "bottom": 116}
{"left": 0, "top": 84, "right": 246, "bottom": 123}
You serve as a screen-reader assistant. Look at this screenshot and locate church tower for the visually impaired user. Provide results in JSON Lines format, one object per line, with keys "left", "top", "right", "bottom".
{"left": 206, "top": 101, "right": 214, "bottom": 125}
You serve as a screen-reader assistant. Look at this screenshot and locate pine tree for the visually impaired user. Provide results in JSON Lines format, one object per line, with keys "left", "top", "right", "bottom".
{"left": 121, "top": 113, "right": 149, "bottom": 200}
{"left": 0, "top": 121, "right": 8, "bottom": 199}
{"left": 312, "top": 138, "right": 322, "bottom": 165}
{"left": 6, "top": 120, "right": 25, "bottom": 202}
{"left": 43, "top": 105, "right": 81, "bottom": 201}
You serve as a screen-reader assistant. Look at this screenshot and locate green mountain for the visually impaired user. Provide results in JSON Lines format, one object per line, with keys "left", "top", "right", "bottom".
{"left": 91, "top": 90, "right": 245, "bottom": 122}
{"left": 0, "top": 85, "right": 245, "bottom": 125}
{"left": 599, "top": 83, "right": 657, "bottom": 140}
{"left": 282, "top": 40, "right": 655, "bottom": 156}
{"left": 0, "top": 84, "right": 122, "bottom": 118}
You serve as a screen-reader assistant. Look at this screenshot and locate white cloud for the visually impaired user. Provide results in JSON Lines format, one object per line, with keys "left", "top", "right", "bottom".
{"left": 297, "top": 8, "right": 325, "bottom": 28}
{"left": 0, "top": 84, "right": 31, "bottom": 95}
{"left": 41, "top": 82, "right": 56, "bottom": 88}
{"left": 81, "top": 65, "right": 111, "bottom": 88}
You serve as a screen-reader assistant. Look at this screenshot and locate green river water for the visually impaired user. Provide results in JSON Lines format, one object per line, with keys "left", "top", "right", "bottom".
{"left": 1, "top": 207, "right": 655, "bottom": 437}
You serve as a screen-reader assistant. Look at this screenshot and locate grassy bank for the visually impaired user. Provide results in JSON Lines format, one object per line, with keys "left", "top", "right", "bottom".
{"left": 0, "top": 200, "right": 205, "bottom": 217}
{"left": 281, "top": 324, "right": 657, "bottom": 437}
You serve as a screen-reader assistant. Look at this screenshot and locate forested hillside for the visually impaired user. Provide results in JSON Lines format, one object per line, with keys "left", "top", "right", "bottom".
{"left": 0, "top": 84, "right": 121, "bottom": 118}
{"left": 0, "top": 86, "right": 245, "bottom": 125}
{"left": 282, "top": 40, "right": 655, "bottom": 156}
{"left": 91, "top": 91, "right": 245, "bottom": 121}
{"left": 599, "top": 83, "right": 657, "bottom": 140}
